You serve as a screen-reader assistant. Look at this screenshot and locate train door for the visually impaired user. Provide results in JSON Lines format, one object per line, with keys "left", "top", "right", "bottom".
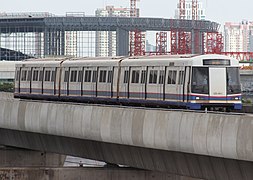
{"left": 164, "top": 68, "right": 177, "bottom": 102}
{"left": 69, "top": 67, "right": 82, "bottom": 96}
{"left": 91, "top": 68, "right": 98, "bottom": 97}
{"left": 19, "top": 67, "right": 31, "bottom": 94}
{"left": 118, "top": 67, "right": 129, "bottom": 99}
{"left": 31, "top": 67, "right": 41, "bottom": 95}
{"left": 158, "top": 67, "right": 165, "bottom": 101}
{"left": 43, "top": 67, "right": 56, "bottom": 95}
{"left": 182, "top": 66, "right": 191, "bottom": 102}
{"left": 146, "top": 67, "right": 159, "bottom": 101}
{"left": 183, "top": 66, "right": 191, "bottom": 102}
{"left": 61, "top": 67, "right": 69, "bottom": 96}
{"left": 177, "top": 67, "right": 185, "bottom": 102}
{"left": 83, "top": 67, "right": 94, "bottom": 97}
{"left": 140, "top": 67, "right": 147, "bottom": 99}
{"left": 97, "top": 67, "right": 112, "bottom": 98}
{"left": 129, "top": 67, "right": 142, "bottom": 99}
{"left": 209, "top": 67, "right": 226, "bottom": 103}
{"left": 14, "top": 67, "right": 21, "bottom": 94}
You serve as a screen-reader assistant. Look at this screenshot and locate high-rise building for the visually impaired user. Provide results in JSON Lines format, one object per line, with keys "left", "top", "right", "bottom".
{"left": 65, "top": 31, "right": 77, "bottom": 57}
{"left": 174, "top": 1, "right": 206, "bottom": 20}
{"left": 95, "top": 6, "right": 130, "bottom": 57}
{"left": 224, "top": 21, "right": 253, "bottom": 52}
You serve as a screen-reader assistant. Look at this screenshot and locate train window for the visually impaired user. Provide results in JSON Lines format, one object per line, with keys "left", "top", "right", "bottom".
{"left": 51, "top": 71, "right": 56, "bottom": 82}
{"left": 108, "top": 70, "right": 113, "bottom": 83}
{"left": 70, "top": 70, "right": 77, "bottom": 82}
{"left": 78, "top": 70, "right": 83, "bottom": 82}
{"left": 226, "top": 67, "right": 241, "bottom": 94}
{"left": 191, "top": 67, "right": 209, "bottom": 94}
{"left": 33, "top": 70, "right": 39, "bottom": 81}
{"left": 44, "top": 70, "right": 51, "bottom": 82}
{"left": 64, "top": 71, "right": 69, "bottom": 82}
{"left": 39, "top": 70, "right": 43, "bottom": 81}
{"left": 140, "top": 70, "right": 147, "bottom": 84}
{"left": 203, "top": 59, "right": 230, "bottom": 66}
{"left": 99, "top": 70, "right": 107, "bottom": 83}
{"left": 123, "top": 70, "right": 129, "bottom": 84}
{"left": 168, "top": 71, "right": 172, "bottom": 84}
{"left": 159, "top": 70, "right": 165, "bottom": 84}
{"left": 149, "top": 70, "right": 158, "bottom": 84}
{"left": 92, "top": 71, "right": 97, "bottom": 82}
{"left": 21, "top": 70, "right": 27, "bottom": 81}
{"left": 131, "top": 70, "right": 140, "bottom": 84}
{"left": 172, "top": 71, "right": 177, "bottom": 84}
{"left": 27, "top": 70, "right": 32, "bottom": 81}
{"left": 178, "top": 71, "right": 185, "bottom": 85}
{"left": 84, "top": 70, "right": 92, "bottom": 82}
{"left": 167, "top": 70, "right": 177, "bottom": 84}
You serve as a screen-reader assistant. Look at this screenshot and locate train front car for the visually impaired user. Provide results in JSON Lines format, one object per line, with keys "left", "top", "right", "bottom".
{"left": 189, "top": 54, "right": 242, "bottom": 110}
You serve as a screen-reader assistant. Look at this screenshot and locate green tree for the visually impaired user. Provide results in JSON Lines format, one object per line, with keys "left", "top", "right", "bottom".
{"left": 0, "top": 83, "right": 14, "bottom": 92}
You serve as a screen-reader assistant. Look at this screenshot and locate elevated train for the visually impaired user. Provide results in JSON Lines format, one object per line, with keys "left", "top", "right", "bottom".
{"left": 14, "top": 54, "right": 242, "bottom": 110}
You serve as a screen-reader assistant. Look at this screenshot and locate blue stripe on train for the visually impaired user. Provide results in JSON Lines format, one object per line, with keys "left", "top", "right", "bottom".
{"left": 18, "top": 88, "right": 241, "bottom": 101}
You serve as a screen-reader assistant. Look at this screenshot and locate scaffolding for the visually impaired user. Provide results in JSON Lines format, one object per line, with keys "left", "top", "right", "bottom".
{"left": 156, "top": 32, "right": 167, "bottom": 55}
{"left": 206, "top": 32, "right": 223, "bottom": 54}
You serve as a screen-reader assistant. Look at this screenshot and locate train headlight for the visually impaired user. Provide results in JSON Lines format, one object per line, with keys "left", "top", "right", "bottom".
{"left": 196, "top": 97, "right": 200, "bottom": 100}
{"left": 235, "top": 97, "right": 239, "bottom": 100}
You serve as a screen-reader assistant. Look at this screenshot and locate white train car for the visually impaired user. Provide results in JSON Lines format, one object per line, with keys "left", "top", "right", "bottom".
{"left": 14, "top": 54, "right": 242, "bottom": 110}
{"left": 15, "top": 58, "right": 63, "bottom": 98}
{"left": 60, "top": 57, "right": 120, "bottom": 101}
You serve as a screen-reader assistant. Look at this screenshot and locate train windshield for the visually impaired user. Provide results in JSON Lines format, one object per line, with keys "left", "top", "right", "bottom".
{"left": 191, "top": 67, "right": 209, "bottom": 94}
{"left": 226, "top": 67, "right": 241, "bottom": 94}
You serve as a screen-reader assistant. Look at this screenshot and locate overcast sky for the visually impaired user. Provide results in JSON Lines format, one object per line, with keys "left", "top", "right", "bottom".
{"left": 0, "top": 0, "right": 252, "bottom": 29}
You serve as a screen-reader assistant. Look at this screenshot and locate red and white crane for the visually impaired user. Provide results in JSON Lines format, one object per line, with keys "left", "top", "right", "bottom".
{"left": 129, "top": 0, "right": 145, "bottom": 56}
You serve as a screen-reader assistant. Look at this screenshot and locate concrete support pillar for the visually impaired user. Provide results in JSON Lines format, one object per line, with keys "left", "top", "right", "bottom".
{"left": 191, "top": 30, "right": 195, "bottom": 54}
{"left": 60, "top": 30, "right": 65, "bottom": 56}
{"left": 116, "top": 28, "right": 129, "bottom": 56}
{"left": 0, "top": 146, "right": 66, "bottom": 167}
{"left": 44, "top": 29, "right": 65, "bottom": 57}
{"left": 43, "top": 28, "right": 49, "bottom": 57}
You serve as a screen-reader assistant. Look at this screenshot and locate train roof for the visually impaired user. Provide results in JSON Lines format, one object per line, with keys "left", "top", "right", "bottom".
{"left": 14, "top": 54, "right": 239, "bottom": 68}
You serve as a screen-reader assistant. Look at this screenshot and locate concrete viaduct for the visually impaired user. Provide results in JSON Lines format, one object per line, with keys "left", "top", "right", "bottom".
{"left": 0, "top": 93, "right": 252, "bottom": 180}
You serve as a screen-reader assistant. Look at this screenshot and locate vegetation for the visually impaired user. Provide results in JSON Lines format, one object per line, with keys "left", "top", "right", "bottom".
{"left": 0, "top": 82, "right": 14, "bottom": 92}
{"left": 242, "top": 98, "right": 252, "bottom": 104}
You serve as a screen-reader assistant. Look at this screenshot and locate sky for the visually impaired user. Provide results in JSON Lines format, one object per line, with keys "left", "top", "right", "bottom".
{"left": 0, "top": 0, "right": 252, "bottom": 30}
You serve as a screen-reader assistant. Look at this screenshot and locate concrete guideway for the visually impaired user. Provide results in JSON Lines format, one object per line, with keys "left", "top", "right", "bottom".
{"left": 0, "top": 93, "right": 252, "bottom": 163}
{"left": 1, "top": 93, "right": 253, "bottom": 179}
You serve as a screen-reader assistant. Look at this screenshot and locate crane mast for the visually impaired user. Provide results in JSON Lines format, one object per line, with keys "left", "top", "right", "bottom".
{"left": 129, "top": 0, "right": 145, "bottom": 56}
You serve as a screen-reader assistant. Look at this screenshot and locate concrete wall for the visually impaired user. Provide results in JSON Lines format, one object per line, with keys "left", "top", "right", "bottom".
{"left": 0, "top": 147, "right": 65, "bottom": 167}
{"left": 0, "top": 168, "right": 202, "bottom": 180}
{"left": 0, "top": 93, "right": 252, "bottom": 163}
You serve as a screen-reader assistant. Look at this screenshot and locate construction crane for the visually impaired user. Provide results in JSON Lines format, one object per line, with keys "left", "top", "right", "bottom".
{"left": 129, "top": 0, "right": 137, "bottom": 56}
{"left": 129, "top": 0, "right": 145, "bottom": 56}
{"left": 171, "top": 0, "right": 190, "bottom": 55}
